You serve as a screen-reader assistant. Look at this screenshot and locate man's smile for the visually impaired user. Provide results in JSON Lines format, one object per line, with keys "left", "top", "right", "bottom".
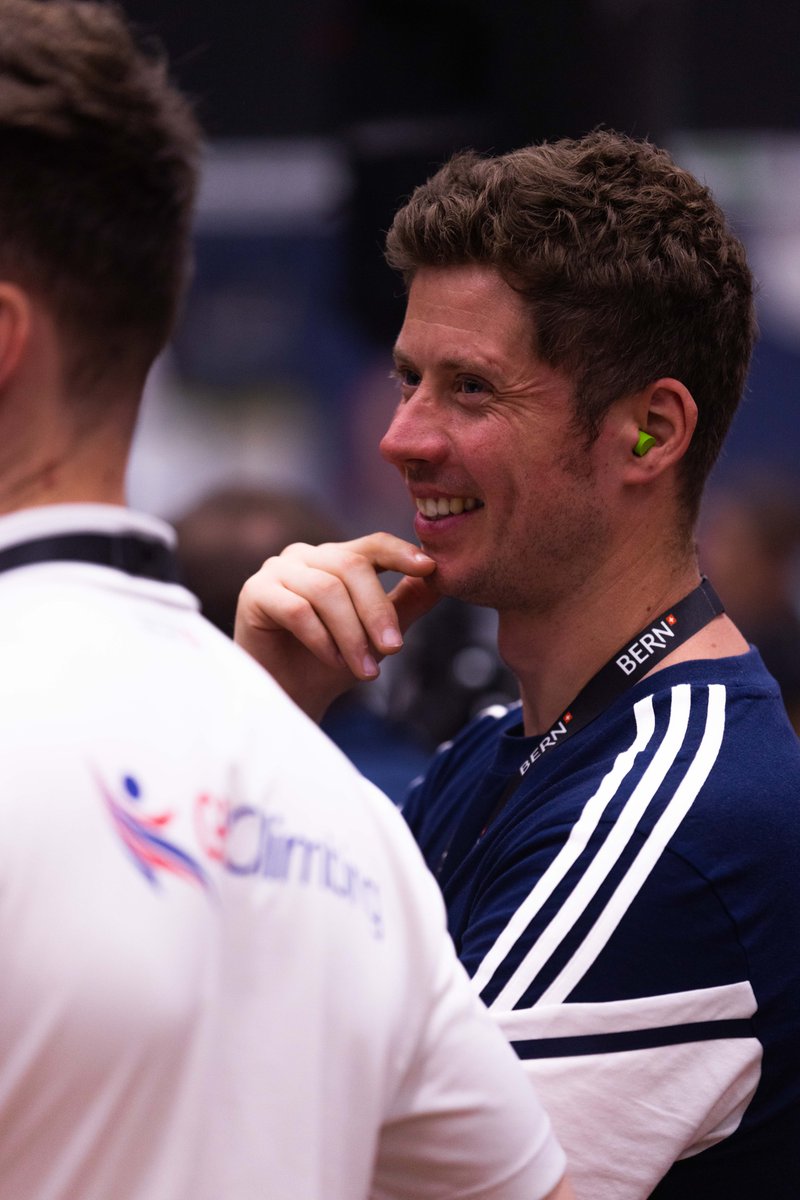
{"left": 415, "top": 495, "right": 484, "bottom": 519}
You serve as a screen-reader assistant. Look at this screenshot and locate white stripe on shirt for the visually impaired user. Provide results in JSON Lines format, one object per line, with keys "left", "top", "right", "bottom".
{"left": 536, "top": 684, "right": 726, "bottom": 1004}
{"left": 482, "top": 684, "right": 725, "bottom": 1012}
{"left": 471, "top": 696, "right": 658, "bottom": 1001}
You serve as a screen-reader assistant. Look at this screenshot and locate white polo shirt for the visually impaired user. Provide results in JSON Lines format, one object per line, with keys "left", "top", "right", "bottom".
{"left": 0, "top": 503, "right": 565, "bottom": 1200}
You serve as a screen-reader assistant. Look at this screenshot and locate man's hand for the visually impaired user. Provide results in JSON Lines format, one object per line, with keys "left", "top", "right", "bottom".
{"left": 234, "top": 532, "right": 439, "bottom": 721}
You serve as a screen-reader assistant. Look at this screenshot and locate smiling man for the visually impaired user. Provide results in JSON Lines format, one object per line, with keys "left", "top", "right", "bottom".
{"left": 236, "top": 131, "right": 800, "bottom": 1198}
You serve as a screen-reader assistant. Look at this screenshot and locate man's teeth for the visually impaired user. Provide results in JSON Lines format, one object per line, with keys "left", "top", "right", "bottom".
{"left": 416, "top": 496, "right": 480, "bottom": 518}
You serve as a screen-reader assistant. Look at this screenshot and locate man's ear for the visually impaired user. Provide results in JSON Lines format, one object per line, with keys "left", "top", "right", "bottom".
{"left": 0, "top": 282, "right": 32, "bottom": 389}
{"left": 622, "top": 377, "right": 697, "bottom": 481}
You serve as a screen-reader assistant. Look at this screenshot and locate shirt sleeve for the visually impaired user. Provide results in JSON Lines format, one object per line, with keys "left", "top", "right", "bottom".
{"left": 372, "top": 914, "right": 567, "bottom": 1200}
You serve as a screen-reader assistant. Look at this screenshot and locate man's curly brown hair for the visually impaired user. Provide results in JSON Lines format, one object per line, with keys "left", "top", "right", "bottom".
{"left": 386, "top": 129, "right": 757, "bottom": 525}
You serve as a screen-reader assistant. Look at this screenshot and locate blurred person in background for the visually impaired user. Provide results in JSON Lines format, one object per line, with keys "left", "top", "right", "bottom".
{"left": 236, "top": 130, "right": 800, "bottom": 1197}
{"left": 699, "top": 467, "right": 800, "bottom": 732}
{"left": 174, "top": 485, "right": 339, "bottom": 638}
{"left": 0, "top": 3, "right": 575, "bottom": 1198}
{"left": 385, "top": 596, "right": 519, "bottom": 751}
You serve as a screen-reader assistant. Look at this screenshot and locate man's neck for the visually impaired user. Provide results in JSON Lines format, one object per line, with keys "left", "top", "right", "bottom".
{"left": 0, "top": 413, "right": 131, "bottom": 515}
{"left": 0, "top": 458, "right": 127, "bottom": 514}
{"left": 0, "top": 360, "right": 139, "bottom": 515}
{"left": 497, "top": 562, "right": 747, "bottom": 737}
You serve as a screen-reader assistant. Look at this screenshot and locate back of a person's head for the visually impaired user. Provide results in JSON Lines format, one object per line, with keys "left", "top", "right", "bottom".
{"left": 386, "top": 128, "right": 757, "bottom": 526}
{"left": 174, "top": 485, "right": 344, "bottom": 636}
{"left": 700, "top": 470, "right": 800, "bottom": 622}
{"left": 0, "top": 0, "right": 201, "bottom": 390}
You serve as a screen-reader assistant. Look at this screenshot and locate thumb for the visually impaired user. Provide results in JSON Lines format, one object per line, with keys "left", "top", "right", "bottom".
{"left": 388, "top": 574, "right": 443, "bottom": 635}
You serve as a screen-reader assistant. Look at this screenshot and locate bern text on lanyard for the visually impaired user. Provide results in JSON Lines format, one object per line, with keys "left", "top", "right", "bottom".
{"left": 435, "top": 577, "right": 724, "bottom": 883}
{"left": 516, "top": 575, "right": 724, "bottom": 779}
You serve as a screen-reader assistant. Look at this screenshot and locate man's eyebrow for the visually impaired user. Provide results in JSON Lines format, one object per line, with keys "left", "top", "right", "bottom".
{"left": 392, "top": 348, "right": 495, "bottom": 374}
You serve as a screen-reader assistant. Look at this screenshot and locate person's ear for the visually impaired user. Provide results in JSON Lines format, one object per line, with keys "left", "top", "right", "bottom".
{"left": 622, "top": 378, "right": 697, "bottom": 481}
{"left": 0, "top": 282, "right": 32, "bottom": 389}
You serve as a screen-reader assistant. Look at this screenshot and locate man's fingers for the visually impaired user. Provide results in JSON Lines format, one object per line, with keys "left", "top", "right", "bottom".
{"left": 318, "top": 532, "right": 436, "bottom": 581}
{"left": 326, "top": 534, "right": 437, "bottom": 653}
{"left": 275, "top": 535, "right": 436, "bottom": 666}
{"left": 238, "top": 564, "right": 370, "bottom": 678}
{"left": 287, "top": 560, "right": 396, "bottom": 676}
{"left": 236, "top": 536, "right": 437, "bottom": 681}
{"left": 241, "top": 577, "right": 345, "bottom": 669}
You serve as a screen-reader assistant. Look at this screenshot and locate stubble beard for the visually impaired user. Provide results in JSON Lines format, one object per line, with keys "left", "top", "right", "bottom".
{"left": 432, "top": 448, "right": 612, "bottom": 617}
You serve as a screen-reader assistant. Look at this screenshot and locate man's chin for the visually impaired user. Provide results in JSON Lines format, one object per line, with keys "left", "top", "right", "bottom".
{"left": 425, "top": 565, "right": 495, "bottom": 609}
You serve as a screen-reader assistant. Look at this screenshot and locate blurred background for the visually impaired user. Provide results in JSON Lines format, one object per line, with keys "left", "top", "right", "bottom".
{"left": 121, "top": 0, "right": 800, "bottom": 764}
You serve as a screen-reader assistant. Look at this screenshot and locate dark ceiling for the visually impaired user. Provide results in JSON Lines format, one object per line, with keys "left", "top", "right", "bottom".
{"left": 124, "top": 0, "right": 800, "bottom": 145}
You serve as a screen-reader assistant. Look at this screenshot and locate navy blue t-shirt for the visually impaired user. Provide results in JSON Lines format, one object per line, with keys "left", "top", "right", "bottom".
{"left": 403, "top": 649, "right": 800, "bottom": 1198}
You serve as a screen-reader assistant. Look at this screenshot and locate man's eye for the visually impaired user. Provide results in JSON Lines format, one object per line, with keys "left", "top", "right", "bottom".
{"left": 459, "top": 377, "right": 487, "bottom": 395}
{"left": 393, "top": 367, "right": 420, "bottom": 389}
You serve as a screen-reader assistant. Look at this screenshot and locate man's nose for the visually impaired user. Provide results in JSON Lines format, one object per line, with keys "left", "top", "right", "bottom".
{"left": 379, "top": 391, "right": 448, "bottom": 468}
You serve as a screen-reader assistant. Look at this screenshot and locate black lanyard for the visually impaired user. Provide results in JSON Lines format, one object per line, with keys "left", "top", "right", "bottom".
{"left": 435, "top": 577, "right": 725, "bottom": 884}
{"left": 0, "top": 532, "right": 182, "bottom": 583}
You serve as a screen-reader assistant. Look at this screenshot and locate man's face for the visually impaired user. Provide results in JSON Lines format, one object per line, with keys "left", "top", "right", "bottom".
{"left": 380, "top": 263, "right": 613, "bottom": 615}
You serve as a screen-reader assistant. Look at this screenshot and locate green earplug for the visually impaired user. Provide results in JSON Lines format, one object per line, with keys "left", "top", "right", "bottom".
{"left": 634, "top": 430, "right": 656, "bottom": 456}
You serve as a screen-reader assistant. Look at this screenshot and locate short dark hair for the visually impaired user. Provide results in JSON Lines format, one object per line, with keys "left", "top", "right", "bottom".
{"left": 0, "top": 0, "right": 201, "bottom": 388}
{"left": 385, "top": 129, "right": 757, "bottom": 524}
